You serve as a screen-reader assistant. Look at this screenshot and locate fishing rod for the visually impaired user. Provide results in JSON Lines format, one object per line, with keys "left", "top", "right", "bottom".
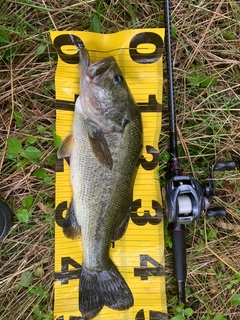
{"left": 162, "top": 0, "right": 237, "bottom": 308}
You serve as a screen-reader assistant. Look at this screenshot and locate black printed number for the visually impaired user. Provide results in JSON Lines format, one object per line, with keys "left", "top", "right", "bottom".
{"left": 134, "top": 254, "right": 165, "bottom": 280}
{"left": 131, "top": 199, "right": 163, "bottom": 226}
{"left": 135, "top": 309, "right": 168, "bottom": 320}
{"left": 129, "top": 32, "right": 163, "bottom": 64}
{"left": 140, "top": 145, "right": 159, "bottom": 170}
{"left": 55, "top": 201, "right": 68, "bottom": 227}
{"left": 55, "top": 257, "right": 81, "bottom": 284}
{"left": 54, "top": 34, "right": 81, "bottom": 64}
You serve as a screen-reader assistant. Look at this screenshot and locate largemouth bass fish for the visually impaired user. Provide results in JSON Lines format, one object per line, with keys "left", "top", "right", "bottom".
{"left": 57, "top": 42, "right": 142, "bottom": 319}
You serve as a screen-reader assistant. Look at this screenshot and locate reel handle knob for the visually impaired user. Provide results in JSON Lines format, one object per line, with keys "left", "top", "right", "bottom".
{"left": 214, "top": 161, "right": 236, "bottom": 171}
{"left": 206, "top": 207, "right": 227, "bottom": 218}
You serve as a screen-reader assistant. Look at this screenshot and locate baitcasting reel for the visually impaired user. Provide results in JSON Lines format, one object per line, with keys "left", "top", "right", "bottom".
{"left": 163, "top": 160, "right": 237, "bottom": 224}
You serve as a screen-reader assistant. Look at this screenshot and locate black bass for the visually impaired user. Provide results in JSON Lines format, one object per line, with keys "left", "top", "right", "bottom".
{"left": 57, "top": 42, "right": 142, "bottom": 319}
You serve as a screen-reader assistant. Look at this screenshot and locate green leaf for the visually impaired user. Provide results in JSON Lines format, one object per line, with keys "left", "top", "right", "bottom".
{"left": 20, "top": 270, "right": 33, "bottom": 287}
{"left": 54, "top": 133, "right": 62, "bottom": 148}
{"left": 5, "top": 150, "right": 18, "bottom": 159}
{"left": 22, "top": 195, "right": 34, "bottom": 208}
{"left": 17, "top": 208, "right": 30, "bottom": 223}
{"left": 170, "top": 316, "right": 185, "bottom": 320}
{"left": 32, "top": 306, "right": 42, "bottom": 318}
{"left": 175, "top": 306, "right": 183, "bottom": 314}
{"left": 13, "top": 111, "right": 23, "bottom": 126}
{"left": 207, "top": 229, "right": 217, "bottom": 239}
{"left": 201, "top": 76, "right": 217, "bottom": 88}
{"left": 35, "top": 43, "right": 47, "bottom": 56}
{"left": 44, "top": 176, "right": 53, "bottom": 184}
{"left": 89, "top": 14, "right": 102, "bottom": 33}
{"left": 187, "top": 76, "right": 203, "bottom": 86}
{"left": 35, "top": 284, "right": 48, "bottom": 299}
{"left": 184, "top": 308, "right": 194, "bottom": 316}
{"left": 33, "top": 168, "right": 47, "bottom": 179}
{"left": 27, "top": 136, "right": 37, "bottom": 144}
{"left": 222, "top": 30, "right": 236, "bottom": 40}
{"left": 48, "top": 153, "right": 56, "bottom": 166}
{"left": 187, "top": 75, "right": 217, "bottom": 88}
{"left": 22, "top": 146, "right": 43, "bottom": 159}
{"left": 230, "top": 293, "right": 240, "bottom": 306}
{"left": 213, "top": 315, "right": 226, "bottom": 320}
{"left": 37, "top": 125, "right": 46, "bottom": 134}
{"left": 7, "top": 137, "right": 22, "bottom": 154}
{"left": 0, "top": 29, "right": 10, "bottom": 45}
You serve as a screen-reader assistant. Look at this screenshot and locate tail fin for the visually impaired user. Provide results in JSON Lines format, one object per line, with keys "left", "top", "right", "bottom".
{"left": 79, "top": 261, "right": 134, "bottom": 319}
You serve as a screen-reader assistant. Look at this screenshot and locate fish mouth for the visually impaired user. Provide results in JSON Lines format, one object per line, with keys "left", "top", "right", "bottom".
{"left": 86, "top": 57, "right": 116, "bottom": 83}
{"left": 79, "top": 55, "right": 120, "bottom": 133}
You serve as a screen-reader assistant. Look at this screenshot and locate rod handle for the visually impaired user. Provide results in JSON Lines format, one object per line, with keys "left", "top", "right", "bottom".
{"left": 169, "top": 222, "right": 186, "bottom": 304}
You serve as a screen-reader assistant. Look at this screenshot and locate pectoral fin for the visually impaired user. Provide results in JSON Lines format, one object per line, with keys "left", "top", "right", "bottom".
{"left": 57, "top": 133, "right": 74, "bottom": 159}
{"left": 88, "top": 131, "right": 113, "bottom": 170}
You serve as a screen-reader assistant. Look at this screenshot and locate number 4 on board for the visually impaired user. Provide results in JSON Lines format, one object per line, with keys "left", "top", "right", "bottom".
{"left": 134, "top": 254, "right": 165, "bottom": 280}
{"left": 135, "top": 309, "right": 168, "bottom": 320}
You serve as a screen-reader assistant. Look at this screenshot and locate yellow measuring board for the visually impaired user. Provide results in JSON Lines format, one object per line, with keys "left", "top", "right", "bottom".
{"left": 50, "top": 29, "right": 167, "bottom": 320}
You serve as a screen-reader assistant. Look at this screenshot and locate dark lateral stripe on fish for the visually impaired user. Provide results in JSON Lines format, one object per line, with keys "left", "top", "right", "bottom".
{"left": 56, "top": 95, "right": 162, "bottom": 112}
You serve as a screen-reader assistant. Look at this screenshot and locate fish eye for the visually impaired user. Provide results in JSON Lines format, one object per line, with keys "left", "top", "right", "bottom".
{"left": 114, "top": 74, "right": 124, "bottom": 83}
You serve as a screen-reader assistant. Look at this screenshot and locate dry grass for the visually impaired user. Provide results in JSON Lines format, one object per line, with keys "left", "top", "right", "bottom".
{"left": 0, "top": 0, "right": 239, "bottom": 319}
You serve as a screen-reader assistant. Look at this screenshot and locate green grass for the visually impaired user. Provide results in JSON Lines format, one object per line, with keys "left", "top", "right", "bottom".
{"left": 0, "top": 0, "right": 239, "bottom": 319}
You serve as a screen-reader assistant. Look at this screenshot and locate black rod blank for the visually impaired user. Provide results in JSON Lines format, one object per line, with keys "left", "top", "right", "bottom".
{"left": 164, "top": 0, "right": 178, "bottom": 159}
{"left": 163, "top": 0, "right": 187, "bottom": 306}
